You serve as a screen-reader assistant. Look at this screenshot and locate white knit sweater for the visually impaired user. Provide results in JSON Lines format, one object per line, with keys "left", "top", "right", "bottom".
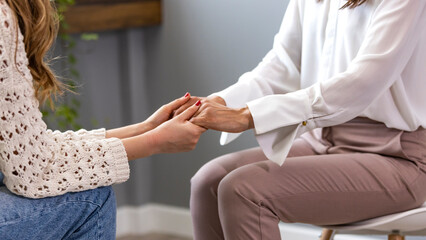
{"left": 0, "top": 1, "right": 130, "bottom": 198}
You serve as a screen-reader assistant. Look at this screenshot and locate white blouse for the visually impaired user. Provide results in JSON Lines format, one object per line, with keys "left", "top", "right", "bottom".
{"left": 214, "top": 0, "right": 426, "bottom": 165}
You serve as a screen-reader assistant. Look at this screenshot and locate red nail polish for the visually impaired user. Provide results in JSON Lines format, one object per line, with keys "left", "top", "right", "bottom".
{"left": 195, "top": 100, "right": 201, "bottom": 106}
{"left": 184, "top": 92, "right": 190, "bottom": 98}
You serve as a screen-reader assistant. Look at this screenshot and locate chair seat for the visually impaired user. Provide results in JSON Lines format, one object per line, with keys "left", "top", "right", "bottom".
{"left": 320, "top": 202, "right": 426, "bottom": 235}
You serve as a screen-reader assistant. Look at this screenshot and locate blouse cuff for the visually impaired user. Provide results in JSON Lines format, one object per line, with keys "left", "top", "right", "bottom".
{"left": 219, "top": 132, "right": 242, "bottom": 145}
{"left": 246, "top": 89, "right": 316, "bottom": 166}
{"left": 255, "top": 123, "right": 302, "bottom": 166}
{"left": 246, "top": 89, "right": 313, "bottom": 135}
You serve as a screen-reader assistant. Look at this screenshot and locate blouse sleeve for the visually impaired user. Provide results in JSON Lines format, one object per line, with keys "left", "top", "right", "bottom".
{"left": 212, "top": 0, "right": 304, "bottom": 144}
{"left": 0, "top": 23, "right": 129, "bottom": 198}
{"left": 247, "top": 0, "right": 426, "bottom": 165}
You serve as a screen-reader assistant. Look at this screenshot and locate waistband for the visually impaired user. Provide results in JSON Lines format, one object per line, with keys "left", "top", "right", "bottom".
{"left": 339, "top": 117, "right": 426, "bottom": 132}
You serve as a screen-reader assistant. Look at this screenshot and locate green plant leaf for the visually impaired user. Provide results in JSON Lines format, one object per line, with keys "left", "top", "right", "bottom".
{"left": 81, "top": 33, "right": 99, "bottom": 41}
{"left": 68, "top": 54, "right": 77, "bottom": 65}
{"left": 43, "top": 0, "right": 99, "bottom": 132}
{"left": 70, "top": 69, "right": 80, "bottom": 78}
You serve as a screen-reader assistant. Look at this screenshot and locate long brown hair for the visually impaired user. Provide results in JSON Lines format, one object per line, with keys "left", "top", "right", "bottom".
{"left": 318, "top": 0, "right": 368, "bottom": 9}
{"left": 6, "top": 0, "right": 63, "bottom": 105}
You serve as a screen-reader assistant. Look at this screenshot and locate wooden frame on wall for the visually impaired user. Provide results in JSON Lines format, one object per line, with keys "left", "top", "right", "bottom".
{"left": 64, "top": 0, "right": 162, "bottom": 33}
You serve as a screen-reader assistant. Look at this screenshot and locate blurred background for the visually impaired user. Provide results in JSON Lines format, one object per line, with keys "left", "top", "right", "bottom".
{"left": 50, "top": 0, "right": 286, "bottom": 238}
{"left": 53, "top": 0, "right": 285, "bottom": 211}
{"left": 52, "top": 0, "right": 424, "bottom": 239}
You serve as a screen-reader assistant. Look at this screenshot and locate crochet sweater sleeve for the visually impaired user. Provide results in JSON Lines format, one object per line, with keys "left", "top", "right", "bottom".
{"left": 0, "top": 1, "right": 130, "bottom": 198}
{"left": 47, "top": 128, "right": 107, "bottom": 141}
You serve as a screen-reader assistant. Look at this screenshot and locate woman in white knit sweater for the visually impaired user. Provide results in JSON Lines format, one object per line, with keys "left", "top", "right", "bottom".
{"left": 0, "top": 0, "right": 205, "bottom": 239}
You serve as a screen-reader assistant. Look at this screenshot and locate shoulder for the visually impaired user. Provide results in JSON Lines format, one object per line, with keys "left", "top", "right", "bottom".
{"left": 0, "top": 1, "right": 13, "bottom": 72}
{"left": 0, "top": 0, "right": 15, "bottom": 41}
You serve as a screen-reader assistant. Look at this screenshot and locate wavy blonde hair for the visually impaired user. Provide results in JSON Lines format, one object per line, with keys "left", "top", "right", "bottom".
{"left": 6, "top": 0, "right": 63, "bottom": 106}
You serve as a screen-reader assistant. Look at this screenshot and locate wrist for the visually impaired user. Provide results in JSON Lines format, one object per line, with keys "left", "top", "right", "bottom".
{"left": 239, "top": 106, "right": 254, "bottom": 130}
{"left": 144, "top": 128, "right": 162, "bottom": 155}
{"left": 145, "top": 130, "right": 160, "bottom": 156}
{"left": 137, "top": 121, "right": 156, "bottom": 135}
{"left": 124, "top": 130, "right": 159, "bottom": 160}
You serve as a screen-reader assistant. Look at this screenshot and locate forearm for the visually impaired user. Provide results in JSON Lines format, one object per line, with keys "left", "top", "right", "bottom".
{"left": 121, "top": 102, "right": 205, "bottom": 160}
{"left": 106, "top": 121, "right": 154, "bottom": 139}
{"left": 121, "top": 131, "right": 158, "bottom": 160}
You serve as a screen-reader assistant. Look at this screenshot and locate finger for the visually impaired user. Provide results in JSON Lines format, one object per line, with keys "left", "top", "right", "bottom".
{"left": 195, "top": 124, "right": 208, "bottom": 133}
{"left": 188, "top": 120, "right": 208, "bottom": 132}
{"left": 190, "top": 116, "right": 220, "bottom": 132}
{"left": 165, "top": 92, "right": 191, "bottom": 112}
{"left": 173, "top": 104, "right": 190, "bottom": 118}
{"left": 189, "top": 116, "right": 207, "bottom": 128}
{"left": 192, "top": 104, "right": 207, "bottom": 118}
{"left": 176, "top": 100, "right": 202, "bottom": 121}
{"left": 173, "top": 98, "right": 198, "bottom": 117}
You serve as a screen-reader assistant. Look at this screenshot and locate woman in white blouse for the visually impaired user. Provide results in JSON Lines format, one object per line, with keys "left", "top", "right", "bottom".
{"left": 182, "top": 0, "right": 426, "bottom": 239}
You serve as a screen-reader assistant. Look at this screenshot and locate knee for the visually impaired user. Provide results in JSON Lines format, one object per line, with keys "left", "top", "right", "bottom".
{"left": 217, "top": 169, "right": 250, "bottom": 204}
{"left": 190, "top": 160, "right": 227, "bottom": 198}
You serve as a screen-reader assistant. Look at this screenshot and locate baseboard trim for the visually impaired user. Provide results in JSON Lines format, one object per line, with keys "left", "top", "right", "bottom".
{"left": 117, "top": 203, "right": 193, "bottom": 238}
{"left": 279, "top": 223, "right": 383, "bottom": 240}
{"left": 117, "top": 204, "right": 383, "bottom": 240}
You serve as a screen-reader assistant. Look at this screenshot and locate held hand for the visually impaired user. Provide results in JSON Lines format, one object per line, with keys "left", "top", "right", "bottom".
{"left": 145, "top": 93, "right": 191, "bottom": 131}
{"left": 190, "top": 101, "right": 254, "bottom": 133}
{"left": 173, "top": 95, "right": 226, "bottom": 117}
{"left": 151, "top": 101, "right": 206, "bottom": 153}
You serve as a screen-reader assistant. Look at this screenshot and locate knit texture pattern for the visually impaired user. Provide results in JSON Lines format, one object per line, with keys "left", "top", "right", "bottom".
{"left": 0, "top": 1, "right": 129, "bottom": 198}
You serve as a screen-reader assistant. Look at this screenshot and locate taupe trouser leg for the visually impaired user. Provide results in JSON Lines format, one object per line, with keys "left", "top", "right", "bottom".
{"left": 190, "top": 139, "right": 316, "bottom": 239}
{"left": 190, "top": 120, "right": 426, "bottom": 240}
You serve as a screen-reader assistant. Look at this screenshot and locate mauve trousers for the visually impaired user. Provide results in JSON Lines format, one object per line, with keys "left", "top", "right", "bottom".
{"left": 190, "top": 118, "right": 426, "bottom": 240}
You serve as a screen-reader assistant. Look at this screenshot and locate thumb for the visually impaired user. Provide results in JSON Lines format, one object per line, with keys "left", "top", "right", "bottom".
{"left": 176, "top": 100, "right": 201, "bottom": 121}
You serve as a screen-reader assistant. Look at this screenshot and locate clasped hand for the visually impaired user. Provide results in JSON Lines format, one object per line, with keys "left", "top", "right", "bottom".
{"left": 173, "top": 95, "right": 254, "bottom": 133}
{"left": 146, "top": 93, "right": 254, "bottom": 153}
{"left": 119, "top": 93, "right": 254, "bottom": 161}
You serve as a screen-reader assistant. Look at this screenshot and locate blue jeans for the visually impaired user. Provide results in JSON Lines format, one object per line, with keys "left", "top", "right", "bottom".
{"left": 0, "top": 180, "right": 117, "bottom": 240}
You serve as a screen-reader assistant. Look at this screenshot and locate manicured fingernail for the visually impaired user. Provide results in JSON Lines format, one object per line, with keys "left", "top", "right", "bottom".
{"left": 195, "top": 100, "right": 201, "bottom": 106}
{"left": 184, "top": 92, "right": 190, "bottom": 98}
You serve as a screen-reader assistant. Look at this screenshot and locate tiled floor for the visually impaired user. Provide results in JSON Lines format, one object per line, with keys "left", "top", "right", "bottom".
{"left": 118, "top": 233, "right": 192, "bottom": 240}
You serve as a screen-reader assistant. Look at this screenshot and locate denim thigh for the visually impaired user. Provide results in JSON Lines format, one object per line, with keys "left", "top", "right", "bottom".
{"left": 0, "top": 186, "right": 116, "bottom": 240}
